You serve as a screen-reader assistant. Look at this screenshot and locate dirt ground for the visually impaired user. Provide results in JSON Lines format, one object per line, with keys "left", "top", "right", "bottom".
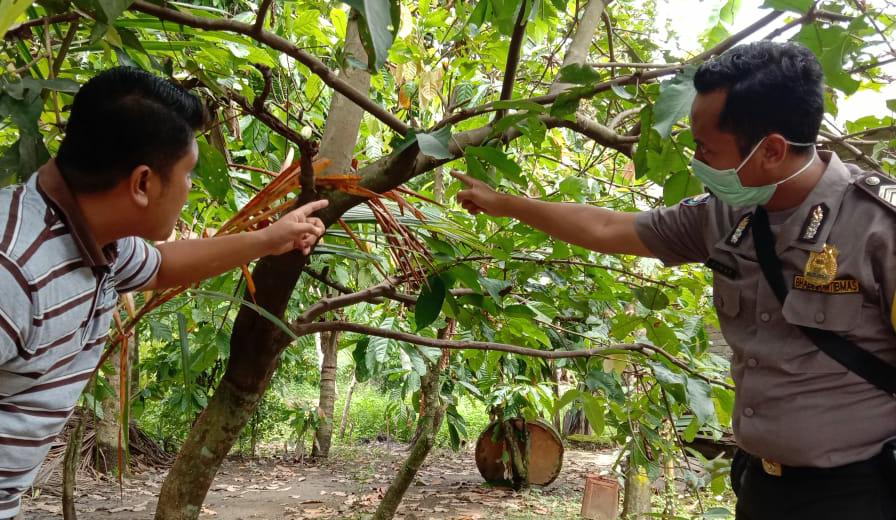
{"left": 21, "top": 442, "right": 620, "bottom": 520}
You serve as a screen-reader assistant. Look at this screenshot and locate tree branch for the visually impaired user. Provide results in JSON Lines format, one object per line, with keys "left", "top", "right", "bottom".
{"left": 291, "top": 320, "right": 733, "bottom": 390}
{"left": 4, "top": 13, "right": 80, "bottom": 40}
{"left": 52, "top": 21, "right": 79, "bottom": 78}
{"left": 129, "top": 0, "right": 410, "bottom": 135}
{"left": 542, "top": 114, "right": 637, "bottom": 156}
{"left": 589, "top": 62, "right": 676, "bottom": 69}
{"left": 254, "top": 0, "right": 275, "bottom": 34}
{"left": 496, "top": 0, "right": 530, "bottom": 120}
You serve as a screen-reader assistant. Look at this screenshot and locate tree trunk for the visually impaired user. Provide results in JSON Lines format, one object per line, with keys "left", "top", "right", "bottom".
{"left": 372, "top": 324, "right": 451, "bottom": 520}
{"left": 96, "top": 339, "right": 129, "bottom": 474}
{"left": 155, "top": 17, "right": 372, "bottom": 519}
{"left": 338, "top": 376, "right": 356, "bottom": 441}
{"left": 312, "top": 330, "right": 339, "bottom": 458}
{"left": 62, "top": 411, "right": 87, "bottom": 520}
{"left": 371, "top": 362, "right": 445, "bottom": 520}
{"left": 621, "top": 456, "right": 652, "bottom": 519}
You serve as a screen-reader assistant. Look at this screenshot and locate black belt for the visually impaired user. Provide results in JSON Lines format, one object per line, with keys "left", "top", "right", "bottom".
{"left": 745, "top": 451, "right": 889, "bottom": 479}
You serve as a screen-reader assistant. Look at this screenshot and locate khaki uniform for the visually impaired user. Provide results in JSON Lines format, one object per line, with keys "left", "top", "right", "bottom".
{"left": 636, "top": 151, "right": 896, "bottom": 468}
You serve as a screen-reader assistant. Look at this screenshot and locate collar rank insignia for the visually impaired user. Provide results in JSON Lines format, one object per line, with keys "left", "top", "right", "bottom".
{"left": 804, "top": 244, "right": 839, "bottom": 286}
{"left": 799, "top": 203, "right": 828, "bottom": 243}
{"left": 682, "top": 193, "right": 711, "bottom": 207}
{"left": 725, "top": 213, "right": 752, "bottom": 247}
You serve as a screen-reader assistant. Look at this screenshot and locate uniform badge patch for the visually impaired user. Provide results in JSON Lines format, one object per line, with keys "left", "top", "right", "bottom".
{"left": 803, "top": 244, "right": 839, "bottom": 286}
{"left": 725, "top": 213, "right": 752, "bottom": 247}
{"left": 681, "top": 193, "right": 711, "bottom": 206}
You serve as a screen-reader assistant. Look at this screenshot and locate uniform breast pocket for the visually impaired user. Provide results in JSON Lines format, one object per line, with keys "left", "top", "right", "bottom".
{"left": 712, "top": 283, "right": 741, "bottom": 318}
{"left": 782, "top": 291, "right": 862, "bottom": 332}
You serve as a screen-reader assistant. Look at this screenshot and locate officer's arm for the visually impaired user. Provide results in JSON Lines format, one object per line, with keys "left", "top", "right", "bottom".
{"left": 453, "top": 172, "right": 654, "bottom": 257}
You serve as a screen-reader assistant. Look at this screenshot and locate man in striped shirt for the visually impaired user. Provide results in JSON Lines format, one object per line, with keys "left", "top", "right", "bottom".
{"left": 0, "top": 67, "right": 328, "bottom": 518}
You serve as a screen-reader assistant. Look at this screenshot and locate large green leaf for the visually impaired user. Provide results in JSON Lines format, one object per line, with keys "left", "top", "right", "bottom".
{"left": 417, "top": 126, "right": 454, "bottom": 159}
{"left": 342, "top": 0, "right": 400, "bottom": 70}
{"left": 465, "top": 146, "right": 523, "bottom": 185}
{"left": 652, "top": 66, "right": 697, "bottom": 138}
{"left": 415, "top": 274, "right": 447, "bottom": 330}
{"left": 194, "top": 139, "right": 231, "bottom": 202}
{"left": 0, "top": 0, "right": 34, "bottom": 39}
{"left": 663, "top": 171, "right": 704, "bottom": 206}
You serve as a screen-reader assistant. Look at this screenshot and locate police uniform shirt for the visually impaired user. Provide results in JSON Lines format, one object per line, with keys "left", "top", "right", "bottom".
{"left": 635, "top": 151, "right": 896, "bottom": 468}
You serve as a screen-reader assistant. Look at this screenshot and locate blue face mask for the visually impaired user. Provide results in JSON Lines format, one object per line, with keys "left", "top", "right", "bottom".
{"left": 691, "top": 137, "right": 816, "bottom": 208}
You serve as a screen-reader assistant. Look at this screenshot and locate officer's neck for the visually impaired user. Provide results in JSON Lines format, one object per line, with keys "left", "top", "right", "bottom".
{"left": 761, "top": 154, "right": 826, "bottom": 212}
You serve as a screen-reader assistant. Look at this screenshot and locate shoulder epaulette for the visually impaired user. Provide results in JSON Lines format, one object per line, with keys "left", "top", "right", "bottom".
{"left": 854, "top": 172, "right": 896, "bottom": 214}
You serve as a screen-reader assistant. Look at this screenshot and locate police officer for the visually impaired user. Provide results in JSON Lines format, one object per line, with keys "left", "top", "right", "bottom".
{"left": 453, "top": 41, "right": 896, "bottom": 519}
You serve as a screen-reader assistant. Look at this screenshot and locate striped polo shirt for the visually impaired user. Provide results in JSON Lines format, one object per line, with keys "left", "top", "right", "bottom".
{"left": 0, "top": 161, "right": 160, "bottom": 518}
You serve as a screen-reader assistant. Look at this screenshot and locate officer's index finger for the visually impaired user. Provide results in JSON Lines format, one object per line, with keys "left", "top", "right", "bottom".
{"left": 296, "top": 199, "right": 330, "bottom": 216}
{"left": 450, "top": 171, "right": 478, "bottom": 187}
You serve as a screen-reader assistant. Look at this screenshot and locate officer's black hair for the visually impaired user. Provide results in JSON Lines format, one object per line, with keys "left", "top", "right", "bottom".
{"left": 56, "top": 66, "right": 208, "bottom": 193}
{"left": 694, "top": 41, "right": 823, "bottom": 156}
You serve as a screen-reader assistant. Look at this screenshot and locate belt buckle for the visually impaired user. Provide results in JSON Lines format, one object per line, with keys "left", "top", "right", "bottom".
{"left": 761, "top": 458, "right": 782, "bottom": 477}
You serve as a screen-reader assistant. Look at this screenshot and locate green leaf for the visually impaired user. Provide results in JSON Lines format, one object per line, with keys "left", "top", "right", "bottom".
{"left": 0, "top": 0, "right": 35, "bottom": 39}
{"left": 632, "top": 286, "right": 670, "bottom": 310}
{"left": 415, "top": 274, "right": 447, "bottom": 330}
{"left": 449, "top": 264, "right": 482, "bottom": 291}
{"left": 96, "top": 0, "right": 136, "bottom": 23}
{"left": 663, "top": 171, "right": 704, "bottom": 206}
{"left": 177, "top": 312, "right": 191, "bottom": 394}
{"left": 353, "top": 338, "right": 370, "bottom": 382}
{"left": 343, "top": 0, "right": 400, "bottom": 70}
{"left": 682, "top": 416, "right": 701, "bottom": 442}
{"left": 480, "top": 277, "right": 511, "bottom": 303}
{"left": 686, "top": 378, "right": 717, "bottom": 424}
{"left": 549, "top": 85, "right": 591, "bottom": 118}
{"left": 20, "top": 77, "right": 81, "bottom": 94}
{"left": 465, "top": 146, "right": 523, "bottom": 185}
{"left": 194, "top": 139, "right": 231, "bottom": 202}
{"left": 652, "top": 66, "right": 697, "bottom": 138}
{"left": 610, "top": 83, "right": 634, "bottom": 100}
{"left": 581, "top": 394, "right": 605, "bottom": 437}
{"left": 762, "top": 0, "right": 812, "bottom": 13}
{"left": 558, "top": 63, "right": 602, "bottom": 85}
{"left": 555, "top": 388, "right": 580, "bottom": 413}
{"left": 465, "top": 155, "right": 495, "bottom": 186}
{"left": 417, "top": 126, "right": 454, "bottom": 160}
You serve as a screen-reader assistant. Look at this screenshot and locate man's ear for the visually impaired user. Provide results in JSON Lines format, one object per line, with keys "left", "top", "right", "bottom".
{"left": 128, "top": 165, "right": 153, "bottom": 208}
{"left": 761, "top": 134, "right": 789, "bottom": 168}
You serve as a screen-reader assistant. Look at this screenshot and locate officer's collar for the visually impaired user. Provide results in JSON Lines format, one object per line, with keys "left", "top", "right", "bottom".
{"left": 713, "top": 151, "right": 848, "bottom": 258}
{"left": 766, "top": 151, "right": 849, "bottom": 255}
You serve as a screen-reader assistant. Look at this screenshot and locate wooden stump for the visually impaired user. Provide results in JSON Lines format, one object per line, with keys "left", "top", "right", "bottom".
{"left": 474, "top": 418, "right": 564, "bottom": 486}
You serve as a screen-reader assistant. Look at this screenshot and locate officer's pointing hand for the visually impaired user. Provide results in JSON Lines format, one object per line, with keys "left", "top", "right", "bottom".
{"left": 452, "top": 171, "right": 508, "bottom": 217}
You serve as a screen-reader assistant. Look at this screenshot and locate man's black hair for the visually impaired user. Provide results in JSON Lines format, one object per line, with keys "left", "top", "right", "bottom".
{"left": 56, "top": 66, "right": 207, "bottom": 192}
{"left": 694, "top": 41, "right": 823, "bottom": 156}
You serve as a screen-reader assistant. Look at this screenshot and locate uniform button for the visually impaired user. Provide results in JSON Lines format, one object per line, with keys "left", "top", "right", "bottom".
{"left": 815, "top": 312, "right": 825, "bottom": 323}
{"left": 747, "top": 358, "right": 758, "bottom": 368}
{"left": 865, "top": 176, "right": 881, "bottom": 186}
{"left": 760, "top": 313, "right": 770, "bottom": 322}
{"left": 744, "top": 407, "right": 755, "bottom": 417}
